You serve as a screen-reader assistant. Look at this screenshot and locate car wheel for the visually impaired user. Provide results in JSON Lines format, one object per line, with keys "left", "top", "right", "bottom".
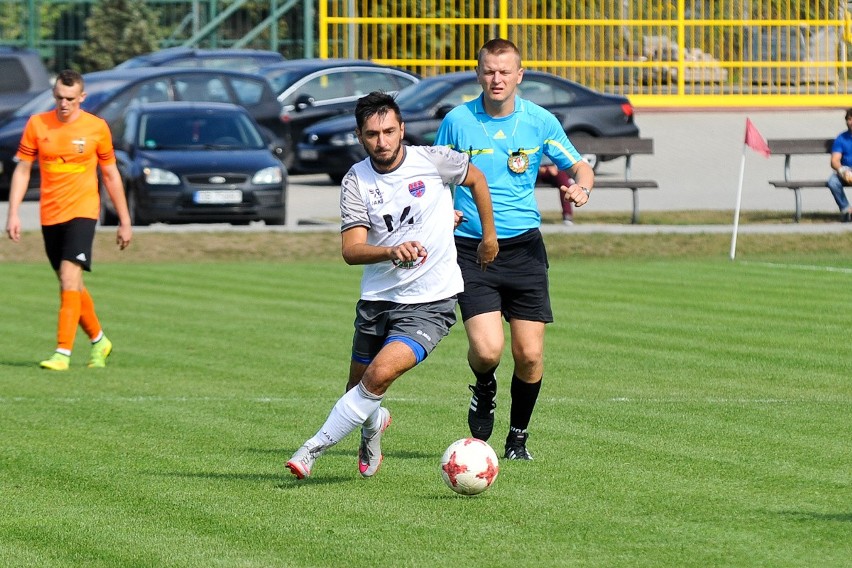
{"left": 127, "top": 190, "right": 150, "bottom": 227}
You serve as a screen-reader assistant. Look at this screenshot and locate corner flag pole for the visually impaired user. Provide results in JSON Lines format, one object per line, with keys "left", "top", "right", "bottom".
{"left": 731, "top": 118, "right": 771, "bottom": 261}
{"left": 730, "top": 149, "right": 747, "bottom": 260}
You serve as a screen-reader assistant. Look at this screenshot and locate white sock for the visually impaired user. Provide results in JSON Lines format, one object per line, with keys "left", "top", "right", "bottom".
{"left": 362, "top": 405, "right": 384, "bottom": 436}
{"left": 306, "top": 382, "right": 382, "bottom": 450}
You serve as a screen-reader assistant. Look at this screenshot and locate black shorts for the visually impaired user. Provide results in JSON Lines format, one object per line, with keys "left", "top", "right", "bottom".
{"left": 455, "top": 228, "right": 553, "bottom": 323}
{"left": 42, "top": 218, "right": 97, "bottom": 272}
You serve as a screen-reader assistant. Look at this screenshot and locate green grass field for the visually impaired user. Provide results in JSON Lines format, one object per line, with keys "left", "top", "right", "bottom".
{"left": 1, "top": 234, "right": 850, "bottom": 567}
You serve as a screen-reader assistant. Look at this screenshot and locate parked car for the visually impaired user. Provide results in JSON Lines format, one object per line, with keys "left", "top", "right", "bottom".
{"left": 114, "top": 47, "right": 285, "bottom": 73}
{"left": 0, "top": 67, "right": 286, "bottom": 200}
{"left": 0, "top": 47, "right": 52, "bottom": 121}
{"left": 296, "top": 70, "right": 639, "bottom": 183}
{"left": 99, "top": 101, "right": 286, "bottom": 226}
{"left": 257, "top": 58, "right": 419, "bottom": 169}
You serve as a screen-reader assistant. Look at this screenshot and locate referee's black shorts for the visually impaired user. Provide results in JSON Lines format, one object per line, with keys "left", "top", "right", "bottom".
{"left": 455, "top": 228, "right": 553, "bottom": 323}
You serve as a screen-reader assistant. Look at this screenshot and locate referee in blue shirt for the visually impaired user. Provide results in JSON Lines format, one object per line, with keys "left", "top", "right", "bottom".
{"left": 435, "top": 38, "right": 595, "bottom": 460}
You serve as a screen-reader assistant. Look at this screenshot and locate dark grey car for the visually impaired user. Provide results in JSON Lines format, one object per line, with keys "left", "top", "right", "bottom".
{"left": 258, "top": 58, "right": 419, "bottom": 169}
{"left": 101, "top": 102, "right": 286, "bottom": 226}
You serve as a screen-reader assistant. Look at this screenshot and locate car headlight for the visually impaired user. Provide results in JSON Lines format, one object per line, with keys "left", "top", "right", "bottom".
{"left": 143, "top": 167, "right": 180, "bottom": 185}
{"left": 252, "top": 166, "right": 283, "bottom": 185}
{"left": 329, "top": 132, "right": 359, "bottom": 147}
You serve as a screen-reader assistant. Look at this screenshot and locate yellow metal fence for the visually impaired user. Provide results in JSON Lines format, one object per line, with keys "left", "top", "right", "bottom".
{"left": 319, "top": 0, "right": 852, "bottom": 108}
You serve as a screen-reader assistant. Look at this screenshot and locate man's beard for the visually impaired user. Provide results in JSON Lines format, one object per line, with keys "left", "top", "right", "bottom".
{"left": 371, "top": 145, "right": 401, "bottom": 169}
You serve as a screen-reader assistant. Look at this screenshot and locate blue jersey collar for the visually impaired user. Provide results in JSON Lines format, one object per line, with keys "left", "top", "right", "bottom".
{"left": 473, "top": 94, "right": 526, "bottom": 118}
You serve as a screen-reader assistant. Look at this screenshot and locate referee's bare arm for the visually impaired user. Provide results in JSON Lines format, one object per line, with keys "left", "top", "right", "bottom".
{"left": 564, "top": 160, "right": 595, "bottom": 207}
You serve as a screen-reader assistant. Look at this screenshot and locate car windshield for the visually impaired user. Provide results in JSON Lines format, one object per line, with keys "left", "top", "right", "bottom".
{"left": 262, "top": 68, "right": 302, "bottom": 95}
{"left": 11, "top": 79, "right": 131, "bottom": 118}
{"left": 138, "top": 111, "right": 265, "bottom": 150}
{"left": 394, "top": 80, "right": 453, "bottom": 112}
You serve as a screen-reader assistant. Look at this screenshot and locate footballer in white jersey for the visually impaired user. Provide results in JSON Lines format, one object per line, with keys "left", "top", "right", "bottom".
{"left": 285, "top": 92, "right": 497, "bottom": 482}
{"left": 341, "top": 144, "right": 472, "bottom": 304}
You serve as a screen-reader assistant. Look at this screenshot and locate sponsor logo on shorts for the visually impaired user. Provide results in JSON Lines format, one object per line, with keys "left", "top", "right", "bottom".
{"left": 416, "top": 329, "right": 432, "bottom": 342}
{"left": 76, "top": 253, "right": 87, "bottom": 262}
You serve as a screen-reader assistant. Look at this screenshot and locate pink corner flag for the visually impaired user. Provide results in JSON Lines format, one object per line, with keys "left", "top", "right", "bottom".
{"left": 745, "top": 118, "right": 770, "bottom": 157}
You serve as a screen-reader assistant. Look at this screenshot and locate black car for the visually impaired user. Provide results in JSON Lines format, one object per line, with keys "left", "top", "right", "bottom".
{"left": 257, "top": 58, "right": 419, "bottom": 169}
{"left": 296, "top": 70, "right": 640, "bottom": 183}
{"left": 0, "top": 67, "right": 286, "bottom": 199}
{"left": 100, "top": 102, "right": 286, "bottom": 226}
{"left": 114, "top": 47, "right": 286, "bottom": 73}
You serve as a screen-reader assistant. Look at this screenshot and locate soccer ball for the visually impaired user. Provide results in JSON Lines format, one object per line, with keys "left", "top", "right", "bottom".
{"left": 440, "top": 438, "right": 499, "bottom": 495}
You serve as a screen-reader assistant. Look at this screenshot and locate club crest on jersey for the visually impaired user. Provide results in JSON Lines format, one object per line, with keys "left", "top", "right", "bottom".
{"left": 72, "top": 138, "right": 86, "bottom": 153}
{"left": 408, "top": 180, "right": 426, "bottom": 198}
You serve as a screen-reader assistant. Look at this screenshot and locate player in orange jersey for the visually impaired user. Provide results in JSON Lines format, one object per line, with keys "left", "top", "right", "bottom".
{"left": 4, "top": 69, "right": 132, "bottom": 371}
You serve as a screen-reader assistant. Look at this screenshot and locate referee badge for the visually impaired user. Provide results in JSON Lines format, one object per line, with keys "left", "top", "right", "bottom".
{"left": 508, "top": 150, "right": 529, "bottom": 173}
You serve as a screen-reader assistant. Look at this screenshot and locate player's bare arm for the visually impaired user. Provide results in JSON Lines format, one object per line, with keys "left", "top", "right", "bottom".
{"left": 341, "top": 226, "right": 427, "bottom": 266}
{"left": 461, "top": 164, "right": 499, "bottom": 269}
{"left": 4, "top": 160, "right": 33, "bottom": 242}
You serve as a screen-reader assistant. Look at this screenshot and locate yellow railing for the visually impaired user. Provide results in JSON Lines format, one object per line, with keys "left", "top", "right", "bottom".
{"left": 319, "top": 0, "right": 852, "bottom": 108}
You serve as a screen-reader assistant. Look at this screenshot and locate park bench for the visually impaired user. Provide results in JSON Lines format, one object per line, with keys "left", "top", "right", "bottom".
{"left": 767, "top": 138, "right": 833, "bottom": 222}
{"left": 572, "top": 137, "right": 658, "bottom": 224}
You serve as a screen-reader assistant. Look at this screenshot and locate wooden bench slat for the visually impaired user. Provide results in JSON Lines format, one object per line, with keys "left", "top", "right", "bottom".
{"left": 573, "top": 137, "right": 654, "bottom": 155}
{"left": 767, "top": 138, "right": 833, "bottom": 154}
{"left": 595, "top": 180, "right": 659, "bottom": 189}
{"left": 769, "top": 180, "right": 827, "bottom": 188}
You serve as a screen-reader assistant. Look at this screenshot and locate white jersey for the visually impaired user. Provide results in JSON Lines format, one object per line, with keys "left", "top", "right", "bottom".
{"left": 340, "top": 145, "right": 470, "bottom": 303}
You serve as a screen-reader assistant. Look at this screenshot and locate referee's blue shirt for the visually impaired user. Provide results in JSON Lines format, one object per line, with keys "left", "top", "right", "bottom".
{"left": 434, "top": 94, "right": 583, "bottom": 239}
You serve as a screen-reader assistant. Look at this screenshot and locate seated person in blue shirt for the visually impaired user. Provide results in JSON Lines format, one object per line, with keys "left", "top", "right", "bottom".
{"left": 827, "top": 107, "right": 852, "bottom": 223}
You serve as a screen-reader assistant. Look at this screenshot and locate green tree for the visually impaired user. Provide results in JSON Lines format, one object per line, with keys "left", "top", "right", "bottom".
{"left": 76, "top": 0, "right": 162, "bottom": 72}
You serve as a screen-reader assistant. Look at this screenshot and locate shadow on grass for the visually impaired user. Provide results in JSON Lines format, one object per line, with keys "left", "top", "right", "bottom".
{"left": 776, "top": 510, "right": 852, "bottom": 523}
{"left": 246, "top": 447, "right": 434, "bottom": 461}
{"left": 0, "top": 360, "right": 45, "bottom": 368}
{"left": 142, "top": 468, "right": 352, "bottom": 488}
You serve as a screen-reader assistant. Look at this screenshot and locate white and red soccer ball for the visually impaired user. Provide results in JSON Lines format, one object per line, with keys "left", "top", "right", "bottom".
{"left": 440, "top": 438, "right": 499, "bottom": 495}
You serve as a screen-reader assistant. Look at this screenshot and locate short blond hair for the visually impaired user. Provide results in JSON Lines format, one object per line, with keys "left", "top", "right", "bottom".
{"left": 477, "top": 38, "right": 522, "bottom": 68}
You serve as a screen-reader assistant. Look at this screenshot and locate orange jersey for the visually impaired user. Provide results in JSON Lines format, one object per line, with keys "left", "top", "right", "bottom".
{"left": 16, "top": 110, "right": 117, "bottom": 225}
